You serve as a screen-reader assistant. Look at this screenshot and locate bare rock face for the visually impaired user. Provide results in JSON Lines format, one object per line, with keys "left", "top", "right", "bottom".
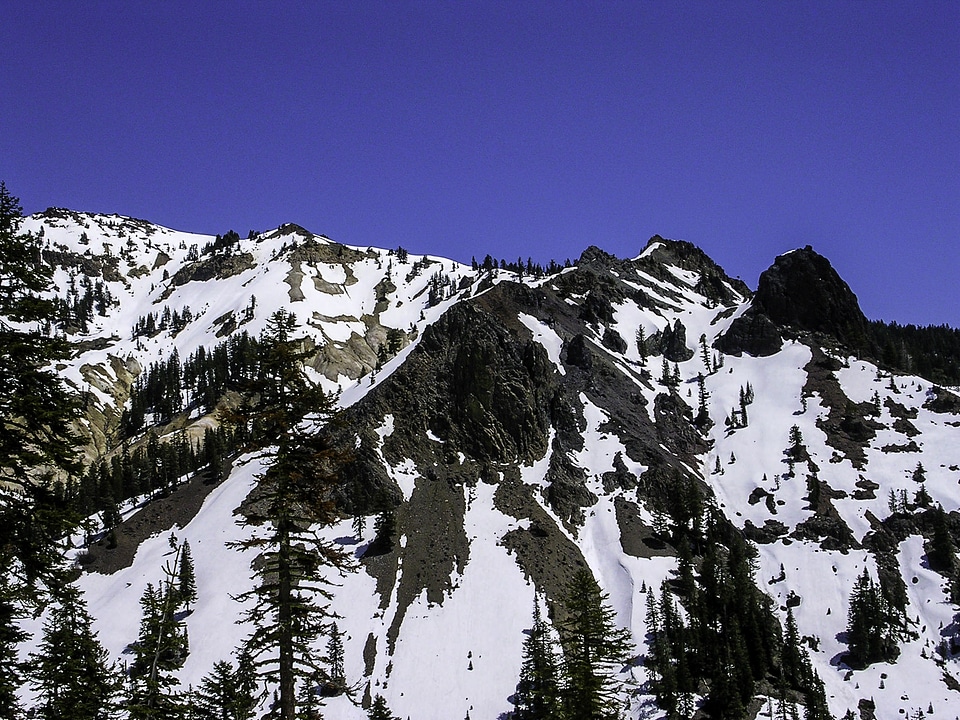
{"left": 754, "top": 246, "right": 868, "bottom": 347}
{"left": 717, "top": 245, "right": 868, "bottom": 356}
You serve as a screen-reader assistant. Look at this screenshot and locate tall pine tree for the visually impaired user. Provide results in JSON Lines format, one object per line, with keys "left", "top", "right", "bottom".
{"left": 29, "top": 585, "right": 119, "bottom": 720}
{"left": 513, "top": 601, "right": 562, "bottom": 720}
{"left": 228, "top": 310, "right": 354, "bottom": 720}
{"left": 0, "top": 183, "right": 82, "bottom": 718}
{"left": 558, "top": 570, "right": 634, "bottom": 720}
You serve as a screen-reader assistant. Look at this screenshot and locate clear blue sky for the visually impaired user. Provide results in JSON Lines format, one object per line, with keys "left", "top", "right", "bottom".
{"left": 2, "top": 2, "right": 957, "bottom": 326}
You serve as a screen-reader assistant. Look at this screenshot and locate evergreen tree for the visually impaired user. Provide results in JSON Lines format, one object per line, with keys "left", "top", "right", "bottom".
{"left": 636, "top": 327, "right": 648, "bottom": 367}
{"left": 513, "top": 601, "right": 562, "bottom": 720}
{"left": 0, "top": 184, "right": 83, "bottom": 716}
{"left": 367, "top": 510, "right": 397, "bottom": 556}
{"left": 695, "top": 373, "right": 711, "bottom": 429}
{"left": 0, "top": 580, "right": 26, "bottom": 719}
{"left": 780, "top": 607, "right": 804, "bottom": 682}
{"left": 188, "top": 648, "right": 259, "bottom": 720}
{"left": 929, "top": 505, "right": 957, "bottom": 574}
{"left": 29, "top": 585, "right": 119, "bottom": 720}
{"left": 846, "top": 569, "right": 899, "bottom": 666}
{"left": 227, "top": 310, "right": 354, "bottom": 720}
{"left": 323, "top": 622, "right": 346, "bottom": 695}
{"left": 367, "top": 694, "right": 399, "bottom": 720}
{"left": 128, "top": 567, "right": 190, "bottom": 718}
{"left": 912, "top": 462, "right": 926, "bottom": 483}
{"left": 558, "top": 570, "right": 634, "bottom": 720}
{"left": 178, "top": 540, "right": 198, "bottom": 613}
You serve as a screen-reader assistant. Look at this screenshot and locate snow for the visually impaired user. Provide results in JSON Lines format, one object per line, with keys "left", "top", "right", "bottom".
{"left": 518, "top": 313, "right": 566, "bottom": 374}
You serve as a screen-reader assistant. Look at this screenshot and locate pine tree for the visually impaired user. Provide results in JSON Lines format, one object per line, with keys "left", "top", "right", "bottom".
{"left": 29, "top": 585, "right": 119, "bottom": 720}
{"left": 846, "top": 568, "right": 899, "bottom": 666}
{"left": 190, "top": 648, "right": 259, "bottom": 720}
{"left": 636, "top": 327, "right": 647, "bottom": 367}
{"left": 695, "top": 373, "right": 711, "bottom": 429}
{"left": 128, "top": 565, "right": 190, "bottom": 718}
{"left": 367, "top": 694, "right": 399, "bottom": 720}
{"left": 178, "top": 540, "right": 198, "bottom": 613}
{"left": 780, "top": 607, "right": 803, "bottom": 682}
{"left": 323, "top": 622, "right": 346, "bottom": 695}
{"left": 0, "top": 184, "right": 83, "bottom": 716}
{"left": 0, "top": 580, "right": 26, "bottom": 719}
{"left": 227, "top": 310, "right": 355, "bottom": 720}
{"left": 912, "top": 462, "right": 926, "bottom": 483}
{"left": 558, "top": 569, "right": 634, "bottom": 720}
{"left": 513, "top": 601, "right": 562, "bottom": 720}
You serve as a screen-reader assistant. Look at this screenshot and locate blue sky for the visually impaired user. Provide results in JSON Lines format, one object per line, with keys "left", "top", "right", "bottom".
{"left": 2, "top": 2, "right": 957, "bottom": 325}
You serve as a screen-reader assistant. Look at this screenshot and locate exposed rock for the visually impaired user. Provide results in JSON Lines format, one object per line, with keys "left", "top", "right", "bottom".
{"left": 718, "top": 246, "right": 870, "bottom": 357}
{"left": 633, "top": 236, "right": 750, "bottom": 304}
{"left": 753, "top": 245, "right": 868, "bottom": 349}
{"left": 170, "top": 252, "right": 255, "bottom": 286}
{"left": 713, "top": 306, "right": 783, "bottom": 357}
{"left": 615, "top": 496, "right": 672, "bottom": 558}
{"left": 924, "top": 386, "right": 960, "bottom": 414}
{"left": 743, "top": 519, "right": 789, "bottom": 544}
{"left": 650, "top": 319, "right": 694, "bottom": 362}
{"left": 803, "top": 345, "right": 881, "bottom": 469}
{"left": 601, "top": 327, "right": 627, "bottom": 354}
{"left": 564, "top": 334, "right": 594, "bottom": 371}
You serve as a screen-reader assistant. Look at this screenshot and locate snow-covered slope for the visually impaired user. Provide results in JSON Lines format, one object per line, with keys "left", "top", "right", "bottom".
{"left": 16, "top": 211, "right": 960, "bottom": 719}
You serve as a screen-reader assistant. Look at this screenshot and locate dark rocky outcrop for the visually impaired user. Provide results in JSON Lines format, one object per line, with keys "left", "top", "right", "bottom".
{"left": 924, "top": 386, "right": 960, "bottom": 414}
{"left": 717, "top": 245, "right": 869, "bottom": 356}
{"left": 713, "top": 307, "right": 783, "bottom": 357}
{"left": 650, "top": 319, "right": 694, "bottom": 362}
{"left": 170, "top": 252, "right": 256, "bottom": 286}
{"left": 634, "top": 236, "right": 750, "bottom": 305}
{"left": 754, "top": 246, "right": 868, "bottom": 346}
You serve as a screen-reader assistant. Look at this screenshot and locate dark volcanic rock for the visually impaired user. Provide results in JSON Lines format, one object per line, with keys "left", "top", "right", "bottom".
{"left": 753, "top": 246, "right": 868, "bottom": 349}
{"left": 924, "top": 386, "right": 960, "bottom": 414}
{"left": 651, "top": 319, "right": 694, "bottom": 362}
{"left": 714, "top": 307, "right": 783, "bottom": 357}
{"left": 635, "top": 236, "right": 751, "bottom": 305}
{"left": 718, "top": 245, "right": 869, "bottom": 356}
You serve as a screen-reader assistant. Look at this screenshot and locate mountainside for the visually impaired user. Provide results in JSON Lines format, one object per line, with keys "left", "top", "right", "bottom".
{"left": 15, "top": 209, "right": 960, "bottom": 720}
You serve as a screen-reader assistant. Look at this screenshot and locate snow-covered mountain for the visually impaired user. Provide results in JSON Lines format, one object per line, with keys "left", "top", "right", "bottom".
{"left": 17, "top": 208, "right": 960, "bottom": 719}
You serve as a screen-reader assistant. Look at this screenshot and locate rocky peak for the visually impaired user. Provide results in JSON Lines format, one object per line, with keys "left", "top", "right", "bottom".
{"left": 755, "top": 245, "right": 868, "bottom": 349}
{"left": 717, "top": 245, "right": 869, "bottom": 356}
{"left": 633, "top": 236, "right": 750, "bottom": 305}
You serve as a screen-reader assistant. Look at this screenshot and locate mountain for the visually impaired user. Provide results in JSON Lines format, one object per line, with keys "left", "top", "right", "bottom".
{"left": 14, "top": 208, "right": 960, "bottom": 720}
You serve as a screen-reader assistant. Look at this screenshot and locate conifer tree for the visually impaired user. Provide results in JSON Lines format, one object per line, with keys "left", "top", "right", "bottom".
{"left": 846, "top": 568, "right": 899, "bottom": 666}
{"left": 178, "top": 540, "right": 198, "bottom": 613}
{"left": 367, "top": 694, "right": 399, "bottom": 720}
{"left": 0, "top": 580, "right": 26, "bottom": 719}
{"left": 699, "top": 333, "right": 711, "bottom": 373}
{"left": 513, "top": 601, "right": 562, "bottom": 720}
{"left": 695, "top": 373, "right": 711, "bottom": 429}
{"left": 128, "top": 554, "right": 190, "bottom": 719}
{"left": 189, "top": 649, "right": 259, "bottom": 720}
{"left": 228, "top": 310, "right": 354, "bottom": 720}
{"left": 0, "top": 183, "right": 84, "bottom": 696}
{"left": 636, "top": 327, "right": 647, "bottom": 367}
{"left": 323, "top": 622, "right": 346, "bottom": 695}
{"left": 29, "top": 585, "right": 119, "bottom": 720}
{"left": 558, "top": 570, "right": 634, "bottom": 720}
